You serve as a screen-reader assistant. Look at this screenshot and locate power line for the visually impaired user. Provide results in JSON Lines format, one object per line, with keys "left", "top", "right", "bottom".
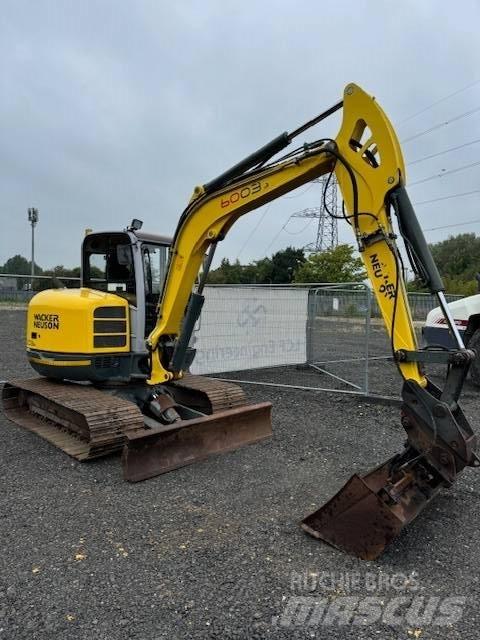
{"left": 292, "top": 176, "right": 339, "bottom": 252}
{"left": 262, "top": 213, "right": 316, "bottom": 253}
{"left": 263, "top": 191, "right": 480, "bottom": 255}
{"left": 424, "top": 219, "right": 480, "bottom": 232}
{"left": 283, "top": 182, "right": 316, "bottom": 199}
{"left": 414, "top": 189, "right": 480, "bottom": 206}
{"left": 283, "top": 218, "right": 314, "bottom": 235}
{"left": 398, "top": 79, "right": 480, "bottom": 125}
{"left": 408, "top": 138, "right": 480, "bottom": 165}
{"left": 235, "top": 203, "right": 272, "bottom": 260}
{"left": 401, "top": 105, "right": 480, "bottom": 144}
{"left": 241, "top": 83, "right": 480, "bottom": 258}
{"left": 409, "top": 159, "right": 480, "bottom": 186}
{"left": 262, "top": 181, "right": 321, "bottom": 253}
{"left": 262, "top": 138, "right": 480, "bottom": 253}
{"left": 263, "top": 217, "right": 292, "bottom": 254}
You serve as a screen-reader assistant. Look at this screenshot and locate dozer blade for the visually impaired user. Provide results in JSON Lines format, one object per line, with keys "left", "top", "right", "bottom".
{"left": 301, "top": 453, "right": 443, "bottom": 560}
{"left": 122, "top": 402, "right": 272, "bottom": 481}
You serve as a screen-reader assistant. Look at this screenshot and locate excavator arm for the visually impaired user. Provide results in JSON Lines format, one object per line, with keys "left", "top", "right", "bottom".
{"left": 148, "top": 84, "right": 421, "bottom": 386}
{"left": 146, "top": 83, "right": 478, "bottom": 559}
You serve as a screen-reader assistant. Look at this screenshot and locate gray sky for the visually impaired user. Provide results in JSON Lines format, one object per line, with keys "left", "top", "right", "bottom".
{"left": 2, "top": 0, "right": 480, "bottom": 270}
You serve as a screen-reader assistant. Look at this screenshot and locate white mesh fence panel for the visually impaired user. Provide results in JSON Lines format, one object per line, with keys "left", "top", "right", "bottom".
{"left": 190, "top": 286, "right": 308, "bottom": 375}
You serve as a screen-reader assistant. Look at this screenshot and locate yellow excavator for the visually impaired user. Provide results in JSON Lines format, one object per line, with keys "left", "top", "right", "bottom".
{"left": 2, "top": 84, "right": 478, "bottom": 560}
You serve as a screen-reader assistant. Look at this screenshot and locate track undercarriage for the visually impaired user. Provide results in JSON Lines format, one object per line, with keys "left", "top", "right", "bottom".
{"left": 2, "top": 374, "right": 272, "bottom": 481}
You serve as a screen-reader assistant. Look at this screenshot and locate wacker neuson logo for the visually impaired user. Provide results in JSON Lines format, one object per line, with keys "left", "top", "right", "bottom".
{"left": 33, "top": 313, "right": 60, "bottom": 330}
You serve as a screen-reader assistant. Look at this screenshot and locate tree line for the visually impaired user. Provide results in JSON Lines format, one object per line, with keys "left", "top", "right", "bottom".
{"left": 408, "top": 233, "right": 480, "bottom": 296}
{"left": 207, "top": 245, "right": 365, "bottom": 284}
{"left": 0, "top": 254, "right": 80, "bottom": 279}
{"left": 208, "top": 233, "right": 480, "bottom": 294}
{"left": 0, "top": 255, "right": 89, "bottom": 290}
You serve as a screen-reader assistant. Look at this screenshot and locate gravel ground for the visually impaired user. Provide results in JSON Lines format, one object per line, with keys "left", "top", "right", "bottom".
{"left": 1, "top": 308, "right": 479, "bottom": 639}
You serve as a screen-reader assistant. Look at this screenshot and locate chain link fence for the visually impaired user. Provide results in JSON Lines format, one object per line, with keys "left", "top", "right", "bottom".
{"left": 303, "top": 286, "right": 462, "bottom": 396}
{"left": 0, "top": 273, "right": 80, "bottom": 303}
{"left": 305, "top": 284, "right": 373, "bottom": 393}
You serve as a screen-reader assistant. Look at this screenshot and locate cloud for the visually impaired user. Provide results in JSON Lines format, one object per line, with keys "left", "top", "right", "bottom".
{"left": 1, "top": 0, "right": 480, "bottom": 269}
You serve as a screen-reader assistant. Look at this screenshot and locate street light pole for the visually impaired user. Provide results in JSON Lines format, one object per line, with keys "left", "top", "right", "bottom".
{"left": 28, "top": 208, "right": 39, "bottom": 288}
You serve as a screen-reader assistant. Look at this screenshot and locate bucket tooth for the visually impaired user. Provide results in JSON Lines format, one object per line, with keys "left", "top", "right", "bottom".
{"left": 302, "top": 452, "right": 444, "bottom": 560}
{"left": 122, "top": 402, "right": 272, "bottom": 481}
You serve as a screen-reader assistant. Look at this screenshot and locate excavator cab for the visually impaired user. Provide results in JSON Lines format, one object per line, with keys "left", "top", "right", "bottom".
{"left": 82, "top": 224, "right": 170, "bottom": 337}
{"left": 20, "top": 224, "right": 174, "bottom": 383}
{"left": 83, "top": 233, "right": 136, "bottom": 299}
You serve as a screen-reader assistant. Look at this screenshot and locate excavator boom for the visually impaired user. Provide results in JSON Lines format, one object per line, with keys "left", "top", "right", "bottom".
{"left": 147, "top": 84, "right": 422, "bottom": 386}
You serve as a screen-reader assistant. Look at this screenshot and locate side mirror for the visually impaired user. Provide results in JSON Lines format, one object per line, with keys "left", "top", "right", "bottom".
{"left": 128, "top": 219, "right": 143, "bottom": 231}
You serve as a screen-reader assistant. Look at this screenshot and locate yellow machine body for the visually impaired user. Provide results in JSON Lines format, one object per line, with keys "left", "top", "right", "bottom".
{"left": 26, "top": 288, "right": 130, "bottom": 379}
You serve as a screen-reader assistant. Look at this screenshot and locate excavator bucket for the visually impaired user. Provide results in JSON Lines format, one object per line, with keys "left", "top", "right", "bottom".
{"left": 301, "top": 453, "right": 443, "bottom": 560}
{"left": 302, "top": 374, "right": 480, "bottom": 560}
{"left": 122, "top": 402, "right": 272, "bottom": 481}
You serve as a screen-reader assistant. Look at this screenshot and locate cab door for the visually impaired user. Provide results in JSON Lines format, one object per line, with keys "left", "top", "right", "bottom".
{"left": 141, "top": 243, "right": 169, "bottom": 336}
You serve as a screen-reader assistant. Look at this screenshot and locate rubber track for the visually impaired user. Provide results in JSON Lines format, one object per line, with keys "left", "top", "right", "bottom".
{"left": 2, "top": 378, "right": 143, "bottom": 460}
{"left": 2, "top": 375, "right": 248, "bottom": 461}
{"left": 170, "top": 374, "right": 247, "bottom": 413}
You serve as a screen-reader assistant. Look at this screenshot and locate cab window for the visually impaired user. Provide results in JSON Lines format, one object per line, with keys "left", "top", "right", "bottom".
{"left": 142, "top": 243, "right": 168, "bottom": 334}
{"left": 83, "top": 234, "right": 136, "bottom": 301}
